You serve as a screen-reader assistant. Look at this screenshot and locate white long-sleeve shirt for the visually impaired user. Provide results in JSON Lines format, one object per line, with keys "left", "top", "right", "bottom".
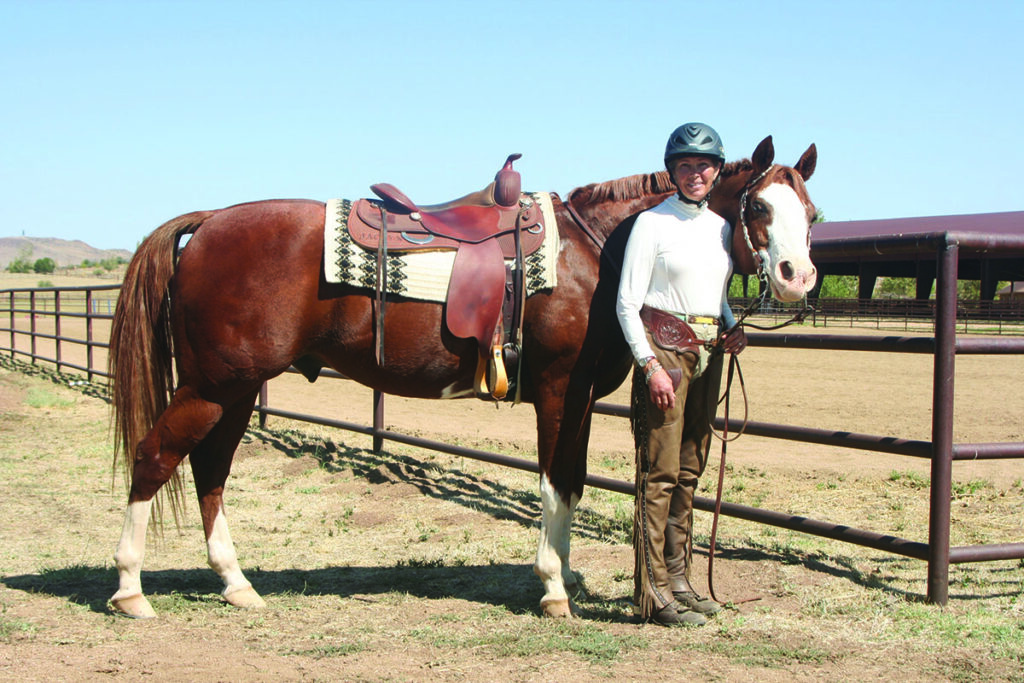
{"left": 616, "top": 195, "right": 733, "bottom": 363}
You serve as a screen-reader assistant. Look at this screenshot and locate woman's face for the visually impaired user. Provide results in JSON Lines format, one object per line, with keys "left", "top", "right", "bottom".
{"left": 669, "top": 155, "right": 721, "bottom": 202}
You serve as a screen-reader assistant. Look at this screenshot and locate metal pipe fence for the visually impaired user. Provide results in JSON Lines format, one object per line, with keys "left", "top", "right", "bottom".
{"left": 3, "top": 240, "right": 1022, "bottom": 604}
{"left": 1, "top": 284, "right": 119, "bottom": 382}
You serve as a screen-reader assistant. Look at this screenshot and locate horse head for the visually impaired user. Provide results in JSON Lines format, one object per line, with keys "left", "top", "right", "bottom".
{"left": 713, "top": 136, "right": 818, "bottom": 302}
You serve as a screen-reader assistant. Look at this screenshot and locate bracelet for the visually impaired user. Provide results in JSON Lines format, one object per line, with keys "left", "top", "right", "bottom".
{"left": 644, "top": 360, "right": 663, "bottom": 383}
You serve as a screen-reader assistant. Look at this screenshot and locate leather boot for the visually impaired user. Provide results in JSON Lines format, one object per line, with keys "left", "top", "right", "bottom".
{"left": 650, "top": 600, "right": 707, "bottom": 627}
{"left": 674, "top": 589, "right": 723, "bottom": 616}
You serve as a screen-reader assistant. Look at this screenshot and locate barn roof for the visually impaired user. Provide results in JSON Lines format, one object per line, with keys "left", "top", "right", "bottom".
{"left": 808, "top": 211, "right": 1024, "bottom": 284}
{"left": 814, "top": 211, "right": 1024, "bottom": 243}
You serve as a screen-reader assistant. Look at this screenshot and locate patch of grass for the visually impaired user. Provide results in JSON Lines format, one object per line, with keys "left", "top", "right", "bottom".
{"left": 694, "top": 638, "right": 833, "bottom": 668}
{"left": 574, "top": 501, "right": 632, "bottom": 545}
{"left": 888, "top": 470, "right": 929, "bottom": 489}
{"left": 0, "top": 608, "right": 37, "bottom": 641}
{"left": 892, "top": 603, "right": 1024, "bottom": 661}
{"left": 397, "top": 557, "right": 445, "bottom": 568}
{"left": 409, "top": 617, "right": 647, "bottom": 665}
{"left": 148, "top": 591, "right": 232, "bottom": 615}
{"left": 24, "top": 388, "right": 74, "bottom": 409}
{"left": 951, "top": 479, "right": 989, "bottom": 498}
{"left": 414, "top": 521, "right": 438, "bottom": 542}
{"left": 286, "top": 641, "right": 366, "bottom": 658}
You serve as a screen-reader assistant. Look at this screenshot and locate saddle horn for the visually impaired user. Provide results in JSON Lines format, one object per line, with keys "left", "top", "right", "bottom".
{"left": 494, "top": 153, "right": 523, "bottom": 207}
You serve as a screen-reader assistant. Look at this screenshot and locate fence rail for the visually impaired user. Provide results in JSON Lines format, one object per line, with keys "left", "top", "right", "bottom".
{"left": 3, "top": 259, "right": 1023, "bottom": 604}
{"left": 730, "top": 296, "right": 1024, "bottom": 334}
{"left": 2, "top": 284, "right": 118, "bottom": 381}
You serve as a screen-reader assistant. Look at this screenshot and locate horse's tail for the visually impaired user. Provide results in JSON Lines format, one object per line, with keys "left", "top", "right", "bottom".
{"left": 109, "top": 210, "right": 214, "bottom": 528}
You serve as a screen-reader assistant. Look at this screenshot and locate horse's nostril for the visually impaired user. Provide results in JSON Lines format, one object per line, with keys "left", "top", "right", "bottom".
{"left": 779, "top": 260, "right": 796, "bottom": 281}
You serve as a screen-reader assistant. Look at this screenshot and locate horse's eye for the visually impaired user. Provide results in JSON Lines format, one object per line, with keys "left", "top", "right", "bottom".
{"left": 751, "top": 200, "right": 768, "bottom": 214}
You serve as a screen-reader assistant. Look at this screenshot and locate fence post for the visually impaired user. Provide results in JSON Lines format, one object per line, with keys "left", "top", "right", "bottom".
{"left": 927, "top": 237, "right": 958, "bottom": 606}
{"left": 85, "top": 289, "right": 94, "bottom": 382}
{"left": 55, "top": 290, "right": 63, "bottom": 373}
{"left": 259, "top": 382, "right": 268, "bottom": 428}
{"left": 29, "top": 291, "right": 37, "bottom": 364}
{"left": 7, "top": 291, "right": 13, "bottom": 358}
{"left": 373, "top": 390, "right": 384, "bottom": 453}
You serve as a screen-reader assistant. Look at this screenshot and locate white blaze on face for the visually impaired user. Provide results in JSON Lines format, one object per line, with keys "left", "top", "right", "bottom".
{"left": 759, "top": 183, "right": 817, "bottom": 300}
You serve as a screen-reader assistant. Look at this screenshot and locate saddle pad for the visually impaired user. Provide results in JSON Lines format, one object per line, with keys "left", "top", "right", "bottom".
{"left": 323, "top": 192, "right": 559, "bottom": 302}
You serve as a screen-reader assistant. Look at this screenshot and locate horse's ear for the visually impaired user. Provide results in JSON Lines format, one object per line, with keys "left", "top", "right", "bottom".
{"left": 795, "top": 143, "right": 817, "bottom": 181}
{"left": 751, "top": 136, "right": 775, "bottom": 173}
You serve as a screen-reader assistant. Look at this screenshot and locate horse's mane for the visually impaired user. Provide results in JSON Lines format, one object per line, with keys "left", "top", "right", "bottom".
{"left": 573, "top": 171, "right": 673, "bottom": 203}
{"left": 574, "top": 158, "right": 755, "bottom": 203}
{"left": 720, "top": 158, "right": 754, "bottom": 179}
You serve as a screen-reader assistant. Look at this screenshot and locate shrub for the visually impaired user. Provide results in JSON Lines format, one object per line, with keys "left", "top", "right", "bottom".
{"left": 32, "top": 257, "right": 56, "bottom": 274}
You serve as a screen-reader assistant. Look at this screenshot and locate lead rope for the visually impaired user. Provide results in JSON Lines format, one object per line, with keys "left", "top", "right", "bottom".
{"left": 706, "top": 353, "right": 733, "bottom": 604}
{"left": 704, "top": 294, "right": 811, "bottom": 607}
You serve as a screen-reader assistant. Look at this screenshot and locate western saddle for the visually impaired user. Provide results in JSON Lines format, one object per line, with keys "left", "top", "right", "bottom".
{"left": 346, "top": 154, "right": 547, "bottom": 400}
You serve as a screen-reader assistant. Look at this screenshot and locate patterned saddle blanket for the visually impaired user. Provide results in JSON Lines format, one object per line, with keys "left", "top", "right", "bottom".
{"left": 323, "top": 192, "right": 558, "bottom": 302}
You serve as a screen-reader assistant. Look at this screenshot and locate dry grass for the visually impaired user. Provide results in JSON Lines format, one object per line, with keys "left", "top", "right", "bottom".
{"left": 1, "top": 356, "right": 1023, "bottom": 681}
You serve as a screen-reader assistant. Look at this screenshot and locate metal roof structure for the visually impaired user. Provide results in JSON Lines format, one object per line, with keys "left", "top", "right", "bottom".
{"left": 808, "top": 211, "right": 1024, "bottom": 299}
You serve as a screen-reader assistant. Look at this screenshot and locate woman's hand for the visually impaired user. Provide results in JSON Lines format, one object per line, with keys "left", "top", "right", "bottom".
{"left": 720, "top": 326, "right": 748, "bottom": 355}
{"left": 646, "top": 362, "right": 676, "bottom": 411}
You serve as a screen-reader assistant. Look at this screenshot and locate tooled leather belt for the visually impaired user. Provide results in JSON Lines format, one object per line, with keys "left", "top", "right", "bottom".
{"left": 639, "top": 305, "right": 718, "bottom": 355}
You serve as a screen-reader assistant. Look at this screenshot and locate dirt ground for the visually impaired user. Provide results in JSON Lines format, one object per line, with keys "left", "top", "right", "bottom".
{"left": 0, "top": 321, "right": 1022, "bottom": 681}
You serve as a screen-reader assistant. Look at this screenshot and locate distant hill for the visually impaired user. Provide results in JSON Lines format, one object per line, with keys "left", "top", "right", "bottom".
{"left": 0, "top": 236, "right": 133, "bottom": 269}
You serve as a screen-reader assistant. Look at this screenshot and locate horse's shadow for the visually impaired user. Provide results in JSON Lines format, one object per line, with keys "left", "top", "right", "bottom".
{"left": 0, "top": 562, "right": 577, "bottom": 618}
{"left": 242, "top": 426, "right": 633, "bottom": 545}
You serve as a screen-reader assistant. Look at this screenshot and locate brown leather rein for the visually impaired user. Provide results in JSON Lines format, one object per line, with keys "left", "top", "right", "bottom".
{"left": 562, "top": 194, "right": 621, "bottom": 276}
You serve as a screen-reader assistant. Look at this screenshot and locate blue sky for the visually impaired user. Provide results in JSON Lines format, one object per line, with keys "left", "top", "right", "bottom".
{"left": 2, "top": 0, "right": 1021, "bottom": 250}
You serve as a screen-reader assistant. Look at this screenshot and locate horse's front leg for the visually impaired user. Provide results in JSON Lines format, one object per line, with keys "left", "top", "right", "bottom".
{"left": 534, "top": 474, "right": 580, "bottom": 617}
{"left": 532, "top": 384, "right": 593, "bottom": 617}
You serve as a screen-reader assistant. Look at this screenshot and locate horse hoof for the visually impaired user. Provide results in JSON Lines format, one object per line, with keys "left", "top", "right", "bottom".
{"left": 540, "top": 597, "right": 575, "bottom": 618}
{"left": 223, "top": 585, "right": 266, "bottom": 609}
{"left": 110, "top": 593, "right": 157, "bottom": 619}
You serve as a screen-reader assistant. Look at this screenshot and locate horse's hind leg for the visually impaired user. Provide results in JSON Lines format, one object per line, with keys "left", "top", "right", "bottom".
{"left": 187, "top": 391, "right": 265, "bottom": 609}
{"left": 111, "top": 386, "right": 225, "bottom": 618}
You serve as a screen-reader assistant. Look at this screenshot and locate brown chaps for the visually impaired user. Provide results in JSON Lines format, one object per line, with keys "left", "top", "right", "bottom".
{"left": 632, "top": 330, "right": 723, "bottom": 618}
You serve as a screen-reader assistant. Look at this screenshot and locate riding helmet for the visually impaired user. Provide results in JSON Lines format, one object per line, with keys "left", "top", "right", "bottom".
{"left": 664, "top": 122, "right": 726, "bottom": 167}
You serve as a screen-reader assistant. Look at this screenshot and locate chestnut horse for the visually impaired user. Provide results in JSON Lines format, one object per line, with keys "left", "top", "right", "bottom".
{"left": 108, "top": 136, "right": 817, "bottom": 619}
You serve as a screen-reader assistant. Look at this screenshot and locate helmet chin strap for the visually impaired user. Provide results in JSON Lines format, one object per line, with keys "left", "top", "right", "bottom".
{"left": 673, "top": 169, "right": 720, "bottom": 208}
{"left": 677, "top": 192, "right": 707, "bottom": 208}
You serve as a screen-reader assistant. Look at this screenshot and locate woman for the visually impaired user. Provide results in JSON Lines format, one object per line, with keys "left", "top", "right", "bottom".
{"left": 616, "top": 122, "right": 747, "bottom": 627}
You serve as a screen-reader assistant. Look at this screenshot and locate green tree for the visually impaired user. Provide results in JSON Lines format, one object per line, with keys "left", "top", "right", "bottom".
{"left": 876, "top": 277, "right": 915, "bottom": 299}
{"left": 32, "top": 257, "right": 56, "bottom": 274}
{"left": 6, "top": 245, "right": 33, "bottom": 273}
{"left": 816, "top": 274, "right": 858, "bottom": 298}
{"left": 957, "top": 280, "right": 981, "bottom": 299}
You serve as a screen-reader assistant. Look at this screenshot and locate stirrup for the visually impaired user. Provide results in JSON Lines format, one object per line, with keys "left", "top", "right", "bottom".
{"left": 474, "top": 347, "right": 508, "bottom": 400}
{"left": 488, "top": 345, "right": 508, "bottom": 400}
